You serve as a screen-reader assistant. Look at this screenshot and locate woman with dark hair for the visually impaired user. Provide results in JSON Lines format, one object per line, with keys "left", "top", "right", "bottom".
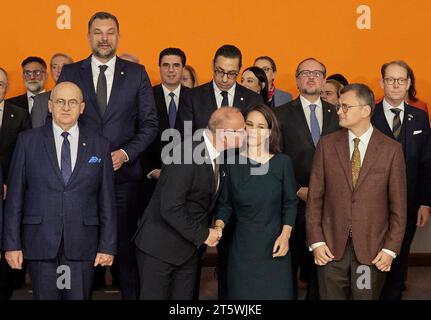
{"left": 214, "top": 104, "right": 298, "bottom": 300}
{"left": 181, "top": 65, "right": 199, "bottom": 88}
{"left": 404, "top": 66, "right": 429, "bottom": 115}
{"left": 240, "top": 67, "right": 269, "bottom": 105}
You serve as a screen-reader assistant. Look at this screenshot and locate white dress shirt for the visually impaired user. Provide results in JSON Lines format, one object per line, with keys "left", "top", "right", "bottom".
{"left": 383, "top": 99, "right": 405, "bottom": 130}
{"left": 0, "top": 100, "right": 4, "bottom": 128}
{"left": 161, "top": 84, "right": 181, "bottom": 113}
{"left": 52, "top": 121, "right": 79, "bottom": 171}
{"left": 27, "top": 90, "right": 45, "bottom": 114}
{"left": 203, "top": 130, "right": 221, "bottom": 190}
{"left": 91, "top": 55, "right": 116, "bottom": 104}
{"left": 300, "top": 95, "right": 323, "bottom": 134}
{"left": 310, "top": 124, "right": 396, "bottom": 258}
{"left": 212, "top": 81, "right": 236, "bottom": 108}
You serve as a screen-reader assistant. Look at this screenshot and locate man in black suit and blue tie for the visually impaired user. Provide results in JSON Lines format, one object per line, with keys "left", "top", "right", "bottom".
{"left": 3, "top": 82, "right": 117, "bottom": 300}
{"left": 58, "top": 12, "right": 158, "bottom": 299}
{"left": 372, "top": 60, "right": 431, "bottom": 300}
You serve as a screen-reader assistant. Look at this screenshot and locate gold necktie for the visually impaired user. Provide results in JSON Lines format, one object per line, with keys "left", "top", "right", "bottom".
{"left": 351, "top": 138, "right": 361, "bottom": 188}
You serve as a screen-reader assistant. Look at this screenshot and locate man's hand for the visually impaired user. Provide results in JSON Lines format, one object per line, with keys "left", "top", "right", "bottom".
{"left": 296, "top": 187, "right": 309, "bottom": 202}
{"left": 150, "top": 169, "right": 161, "bottom": 180}
{"left": 94, "top": 253, "right": 114, "bottom": 267}
{"left": 111, "top": 150, "right": 127, "bottom": 171}
{"left": 272, "top": 234, "right": 290, "bottom": 258}
{"left": 204, "top": 228, "right": 222, "bottom": 247}
{"left": 372, "top": 250, "right": 394, "bottom": 272}
{"left": 5, "top": 250, "right": 23, "bottom": 269}
{"left": 416, "top": 206, "right": 430, "bottom": 227}
{"left": 3, "top": 184, "right": 7, "bottom": 200}
{"left": 312, "top": 244, "right": 335, "bottom": 266}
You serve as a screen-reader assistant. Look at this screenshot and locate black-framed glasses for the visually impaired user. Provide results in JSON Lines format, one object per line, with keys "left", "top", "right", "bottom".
{"left": 384, "top": 77, "right": 408, "bottom": 86}
{"left": 335, "top": 103, "right": 367, "bottom": 113}
{"left": 51, "top": 98, "right": 81, "bottom": 109}
{"left": 23, "top": 70, "right": 45, "bottom": 78}
{"left": 297, "top": 70, "right": 324, "bottom": 78}
{"left": 214, "top": 68, "right": 238, "bottom": 80}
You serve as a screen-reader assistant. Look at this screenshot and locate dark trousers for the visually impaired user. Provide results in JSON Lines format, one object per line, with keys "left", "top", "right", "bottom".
{"left": 318, "top": 239, "right": 386, "bottom": 300}
{"left": 115, "top": 182, "right": 142, "bottom": 300}
{"left": 290, "top": 209, "right": 319, "bottom": 299}
{"left": 27, "top": 242, "right": 94, "bottom": 300}
{"left": 380, "top": 213, "right": 417, "bottom": 300}
{"left": 136, "top": 248, "right": 199, "bottom": 300}
{"left": 0, "top": 255, "right": 14, "bottom": 300}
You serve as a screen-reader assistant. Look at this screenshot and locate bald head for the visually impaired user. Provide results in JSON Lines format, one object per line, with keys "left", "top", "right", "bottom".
{"left": 208, "top": 107, "right": 244, "bottom": 132}
{"left": 51, "top": 82, "right": 83, "bottom": 101}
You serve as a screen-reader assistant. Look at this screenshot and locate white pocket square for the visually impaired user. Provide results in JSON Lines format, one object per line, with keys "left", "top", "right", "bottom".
{"left": 413, "top": 130, "right": 422, "bottom": 135}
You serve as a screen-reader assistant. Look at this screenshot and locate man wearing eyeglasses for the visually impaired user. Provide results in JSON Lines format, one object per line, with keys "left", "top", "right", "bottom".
{"left": 3, "top": 82, "right": 117, "bottom": 300}
{"left": 307, "top": 83, "right": 407, "bottom": 300}
{"left": 372, "top": 60, "right": 431, "bottom": 300}
{"left": 6, "top": 56, "right": 47, "bottom": 115}
{"left": 177, "top": 44, "right": 262, "bottom": 134}
{"left": 274, "top": 57, "right": 339, "bottom": 300}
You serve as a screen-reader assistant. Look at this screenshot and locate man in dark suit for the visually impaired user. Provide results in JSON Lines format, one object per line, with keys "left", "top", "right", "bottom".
{"left": 135, "top": 107, "right": 245, "bottom": 299}
{"left": 3, "top": 82, "right": 117, "bottom": 300}
{"left": 58, "top": 12, "right": 158, "bottom": 299}
{"left": 274, "top": 57, "right": 339, "bottom": 299}
{"left": 371, "top": 60, "right": 431, "bottom": 300}
{"left": 177, "top": 44, "right": 262, "bottom": 134}
{"left": 31, "top": 53, "right": 73, "bottom": 128}
{"left": 307, "top": 83, "right": 407, "bottom": 299}
{"left": 0, "top": 67, "right": 31, "bottom": 299}
{"left": 6, "top": 56, "right": 48, "bottom": 114}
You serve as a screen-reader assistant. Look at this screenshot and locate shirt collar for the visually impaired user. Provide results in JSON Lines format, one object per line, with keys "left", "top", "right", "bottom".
{"left": 91, "top": 55, "right": 117, "bottom": 72}
{"left": 300, "top": 95, "right": 322, "bottom": 110}
{"left": 27, "top": 90, "right": 45, "bottom": 100}
{"left": 383, "top": 98, "right": 404, "bottom": 112}
{"left": 52, "top": 121, "right": 79, "bottom": 138}
{"left": 212, "top": 81, "right": 236, "bottom": 97}
{"left": 0, "top": 100, "right": 4, "bottom": 111}
{"left": 161, "top": 83, "right": 181, "bottom": 98}
{"left": 348, "top": 124, "right": 374, "bottom": 145}
{"left": 203, "top": 130, "right": 220, "bottom": 162}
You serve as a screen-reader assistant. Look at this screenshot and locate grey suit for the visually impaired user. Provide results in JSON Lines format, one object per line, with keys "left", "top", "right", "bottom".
{"left": 273, "top": 88, "right": 292, "bottom": 107}
{"left": 31, "top": 91, "right": 51, "bottom": 128}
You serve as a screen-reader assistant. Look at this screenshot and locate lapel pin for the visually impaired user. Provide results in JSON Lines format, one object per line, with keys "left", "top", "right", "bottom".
{"left": 10, "top": 114, "right": 14, "bottom": 117}
{"left": 240, "top": 97, "right": 244, "bottom": 101}
{"left": 82, "top": 142, "right": 86, "bottom": 147}
{"left": 407, "top": 113, "right": 413, "bottom": 120}
{"left": 121, "top": 71, "right": 124, "bottom": 75}
{"left": 328, "top": 109, "right": 331, "bottom": 112}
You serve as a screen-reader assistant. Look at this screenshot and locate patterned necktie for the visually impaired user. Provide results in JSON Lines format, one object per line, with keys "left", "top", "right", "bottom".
{"left": 61, "top": 132, "right": 72, "bottom": 184}
{"left": 168, "top": 92, "right": 177, "bottom": 128}
{"left": 309, "top": 104, "right": 321, "bottom": 146}
{"left": 351, "top": 137, "right": 361, "bottom": 188}
{"left": 221, "top": 91, "right": 229, "bottom": 107}
{"left": 391, "top": 108, "right": 402, "bottom": 139}
{"left": 96, "top": 65, "right": 108, "bottom": 115}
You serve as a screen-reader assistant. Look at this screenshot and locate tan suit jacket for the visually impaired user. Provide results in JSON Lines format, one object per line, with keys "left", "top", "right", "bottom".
{"left": 306, "top": 127, "right": 407, "bottom": 264}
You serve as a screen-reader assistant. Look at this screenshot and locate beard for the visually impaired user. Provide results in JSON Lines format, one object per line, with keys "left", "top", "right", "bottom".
{"left": 302, "top": 87, "right": 321, "bottom": 95}
{"left": 92, "top": 43, "right": 116, "bottom": 60}
{"left": 25, "top": 81, "right": 43, "bottom": 94}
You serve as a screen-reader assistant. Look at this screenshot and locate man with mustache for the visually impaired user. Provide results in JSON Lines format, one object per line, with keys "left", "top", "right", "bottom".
{"left": 7, "top": 56, "right": 47, "bottom": 114}
{"left": 58, "top": 11, "right": 158, "bottom": 300}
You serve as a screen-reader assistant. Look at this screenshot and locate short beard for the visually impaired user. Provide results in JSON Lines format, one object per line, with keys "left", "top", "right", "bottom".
{"left": 92, "top": 47, "right": 116, "bottom": 60}
{"left": 302, "top": 88, "right": 320, "bottom": 96}
{"left": 26, "top": 81, "right": 43, "bottom": 94}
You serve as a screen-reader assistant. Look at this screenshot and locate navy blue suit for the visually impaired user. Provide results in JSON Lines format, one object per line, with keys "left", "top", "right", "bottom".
{"left": 58, "top": 56, "right": 158, "bottom": 299}
{"left": 3, "top": 123, "right": 117, "bottom": 299}
{"left": 372, "top": 102, "right": 431, "bottom": 299}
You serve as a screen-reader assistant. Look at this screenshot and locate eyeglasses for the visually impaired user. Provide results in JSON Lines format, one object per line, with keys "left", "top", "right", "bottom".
{"left": 297, "top": 70, "right": 324, "bottom": 78}
{"left": 51, "top": 98, "right": 81, "bottom": 108}
{"left": 23, "top": 70, "right": 45, "bottom": 78}
{"left": 261, "top": 67, "right": 273, "bottom": 73}
{"left": 214, "top": 68, "right": 238, "bottom": 80}
{"left": 384, "top": 77, "right": 408, "bottom": 86}
{"left": 335, "top": 103, "right": 367, "bottom": 113}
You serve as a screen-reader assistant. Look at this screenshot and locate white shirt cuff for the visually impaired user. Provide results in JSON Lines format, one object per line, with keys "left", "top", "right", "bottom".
{"left": 120, "top": 149, "right": 129, "bottom": 162}
{"left": 146, "top": 169, "right": 158, "bottom": 179}
{"left": 382, "top": 248, "right": 397, "bottom": 258}
{"left": 309, "top": 242, "right": 326, "bottom": 251}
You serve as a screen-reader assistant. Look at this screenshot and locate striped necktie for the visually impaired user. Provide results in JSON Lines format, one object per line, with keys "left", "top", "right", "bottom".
{"left": 391, "top": 108, "right": 402, "bottom": 139}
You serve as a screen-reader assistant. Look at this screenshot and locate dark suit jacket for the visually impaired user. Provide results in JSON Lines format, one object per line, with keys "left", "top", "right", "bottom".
{"left": 372, "top": 102, "right": 431, "bottom": 213}
{"left": 306, "top": 128, "right": 407, "bottom": 264}
{"left": 3, "top": 123, "right": 117, "bottom": 260}
{"left": 177, "top": 81, "right": 263, "bottom": 133}
{"left": 134, "top": 137, "right": 224, "bottom": 266}
{"left": 274, "top": 97, "right": 339, "bottom": 190}
{"left": 0, "top": 102, "right": 31, "bottom": 180}
{"left": 6, "top": 93, "right": 29, "bottom": 113}
{"left": 30, "top": 91, "right": 51, "bottom": 128}
{"left": 0, "top": 167, "right": 3, "bottom": 249}
{"left": 58, "top": 55, "right": 159, "bottom": 183}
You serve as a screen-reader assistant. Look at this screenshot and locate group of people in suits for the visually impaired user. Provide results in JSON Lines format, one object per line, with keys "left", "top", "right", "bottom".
{"left": 0, "top": 9, "right": 430, "bottom": 301}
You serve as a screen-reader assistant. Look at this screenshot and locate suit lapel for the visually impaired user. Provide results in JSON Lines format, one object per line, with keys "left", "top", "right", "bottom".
{"left": 354, "top": 129, "right": 380, "bottom": 190}
{"left": 104, "top": 57, "right": 126, "bottom": 120}
{"left": 321, "top": 102, "right": 336, "bottom": 135}
{"left": 402, "top": 105, "right": 415, "bottom": 158}
{"left": 205, "top": 82, "right": 218, "bottom": 116}
{"left": 292, "top": 98, "right": 315, "bottom": 148}
{"left": 233, "top": 84, "right": 246, "bottom": 108}
{"left": 42, "top": 124, "right": 65, "bottom": 186}
{"left": 80, "top": 57, "right": 100, "bottom": 117}
{"left": 1, "top": 106, "right": 14, "bottom": 133}
{"left": 67, "top": 127, "right": 89, "bottom": 185}
{"left": 335, "top": 129, "right": 353, "bottom": 191}
{"left": 154, "top": 85, "right": 170, "bottom": 131}
{"left": 372, "top": 103, "right": 393, "bottom": 138}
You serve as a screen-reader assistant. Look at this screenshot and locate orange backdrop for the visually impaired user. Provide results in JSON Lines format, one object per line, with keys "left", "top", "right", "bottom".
{"left": 2, "top": 0, "right": 431, "bottom": 108}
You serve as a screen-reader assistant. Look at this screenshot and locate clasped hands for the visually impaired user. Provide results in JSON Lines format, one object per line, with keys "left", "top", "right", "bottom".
{"left": 204, "top": 227, "right": 223, "bottom": 247}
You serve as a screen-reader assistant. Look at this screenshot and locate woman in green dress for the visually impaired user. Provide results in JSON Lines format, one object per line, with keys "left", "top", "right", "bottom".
{"left": 215, "top": 104, "right": 298, "bottom": 300}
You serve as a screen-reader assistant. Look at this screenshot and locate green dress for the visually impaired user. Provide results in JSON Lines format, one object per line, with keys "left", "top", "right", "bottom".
{"left": 215, "top": 153, "right": 298, "bottom": 300}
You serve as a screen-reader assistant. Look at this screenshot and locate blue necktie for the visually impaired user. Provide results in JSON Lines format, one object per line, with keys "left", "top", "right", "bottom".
{"left": 309, "top": 104, "right": 321, "bottom": 146}
{"left": 168, "top": 92, "right": 177, "bottom": 128}
{"left": 61, "top": 132, "right": 72, "bottom": 184}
